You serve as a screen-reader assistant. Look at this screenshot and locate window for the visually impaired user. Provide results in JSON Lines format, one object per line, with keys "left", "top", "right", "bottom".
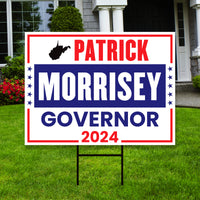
{"left": 0, "top": 0, "right": 75, "bottom": 64}
{"left": 0, "top": 2, "right": 8, "bottom": 63}
{"left": 59, "top": 0, "right": 75, "bottom": 7}
{"left": 12, "top": 1, "right": 54, "bottom": 56}
{"left": 177, "top": 3, "right": 185, "bottom": 46}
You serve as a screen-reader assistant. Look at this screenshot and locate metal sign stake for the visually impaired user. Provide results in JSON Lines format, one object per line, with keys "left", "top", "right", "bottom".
{"left": 77, "top": 145, "right": 124, "bottom": 185}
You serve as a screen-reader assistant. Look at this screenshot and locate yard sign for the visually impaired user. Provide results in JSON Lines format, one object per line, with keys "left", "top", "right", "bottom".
{"left": 25, "top": 32, "right": 175, "bottom": 145}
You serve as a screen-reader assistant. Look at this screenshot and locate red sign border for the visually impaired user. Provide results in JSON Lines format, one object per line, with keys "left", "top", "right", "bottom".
{"left": 27, "top": 33, "right": 174, "bottom": 64}
{"left": 26, "top": 33, "right": 174, "bottom": 144}
{"left": 27, "top": 108, "right": 173, "bottom": 144}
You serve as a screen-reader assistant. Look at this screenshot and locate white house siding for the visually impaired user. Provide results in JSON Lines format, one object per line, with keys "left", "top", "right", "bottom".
{"left": 82, "top": 0, "right": 99, "bottom": 32}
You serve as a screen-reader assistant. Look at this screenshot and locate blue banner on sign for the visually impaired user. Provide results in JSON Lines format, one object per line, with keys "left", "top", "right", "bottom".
{"left": 34, "top": 64, "right": 166, "bottom": 107}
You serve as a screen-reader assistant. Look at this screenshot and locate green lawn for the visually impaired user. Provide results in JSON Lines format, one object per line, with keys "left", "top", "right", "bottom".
{"left": 0, "top": 104, "right": 199, "bottom": 200}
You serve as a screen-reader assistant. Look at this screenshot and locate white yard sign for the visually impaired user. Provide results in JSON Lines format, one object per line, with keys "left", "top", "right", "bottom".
{"left": 25, "top": 32, "right": 175, "bottom": 145}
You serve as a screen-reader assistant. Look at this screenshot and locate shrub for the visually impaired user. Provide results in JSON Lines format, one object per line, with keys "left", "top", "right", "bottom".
{"left": 50, "top": 6, "right": 84, "bottom": 32}
{"left": 0, "top": 78, "right": 24, "bottom": 106}
{"left": 192, "top": 75, "right": 200, "bottom": 89}
{"left": 1, "top": 54, "right": 24, "bottom": 80}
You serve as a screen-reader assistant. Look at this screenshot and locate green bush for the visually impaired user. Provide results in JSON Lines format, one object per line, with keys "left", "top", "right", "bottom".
{"left": 50, "top": 6, "right": 84, "bottom": 32}
{"left": 1, "top": 54, "right": 24, "bottom": 80}
{"left": 192, "top": 75, "right": 200, "bottom": 89}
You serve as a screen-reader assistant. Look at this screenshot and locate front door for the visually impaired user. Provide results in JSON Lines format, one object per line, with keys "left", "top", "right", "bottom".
{"left": 124, "top": 0, "right": 191, "bottom": 81}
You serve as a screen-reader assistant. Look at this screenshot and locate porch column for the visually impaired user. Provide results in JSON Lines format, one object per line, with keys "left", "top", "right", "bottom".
{"left": 98, "top": 7, "right": 111, "bottom": 32}
{"left": 190, "top": 0, "right": 200, "bottom": 56}
{"left": 194, "top": 5, "right": 200, "bottom": 55}
{"left": 190, "top": 0, "right": 200, "bottom": 77}
{"left": 112, "top": 6, "right": 125, "bottom": 32}
{"left": 92, "top": 0, "right": 127, "bottom": 32}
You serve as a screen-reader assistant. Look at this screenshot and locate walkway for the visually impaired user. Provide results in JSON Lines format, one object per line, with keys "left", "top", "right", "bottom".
{"left": 176, "top": 82, "right": 200, "bottom": 108}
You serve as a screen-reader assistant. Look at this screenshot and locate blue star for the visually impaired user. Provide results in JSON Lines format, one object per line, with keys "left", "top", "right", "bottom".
{"left": 28, "top": 75, "right": 32, "bottom": 80}
{"left": 168, "top": 67, "right": 173, "bottom": 71}
{"left": 168, "top": 75, "right": 173, "bottom": 80}
{"left": 28, "top": 84, "right": 32, "bottom": 88}
{"left": 168, "top": 101, "right": 173, "bottom": 105}
{"left": 168, "top": 92, "right": 173, "bottom": 97}
{"left": 168, "top": 84, "right": 173, "bottom": 88}
{"left": 28, "top": 92, "right": 32, "bottom": 97}
{"left": 28, "top": 66, "right": 32, "bottom": 71}
{"left": 28, "top": 101, "right": 32, "bottom": 105}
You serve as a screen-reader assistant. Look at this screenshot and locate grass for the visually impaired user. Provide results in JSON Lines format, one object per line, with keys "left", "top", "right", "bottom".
{"left": 0, "top": 104, "right": 199, "bottom": 199}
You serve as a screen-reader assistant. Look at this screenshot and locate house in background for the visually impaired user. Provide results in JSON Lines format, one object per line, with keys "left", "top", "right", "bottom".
{"left": 0, "top": 0, "right": 200, "bottom": 83}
